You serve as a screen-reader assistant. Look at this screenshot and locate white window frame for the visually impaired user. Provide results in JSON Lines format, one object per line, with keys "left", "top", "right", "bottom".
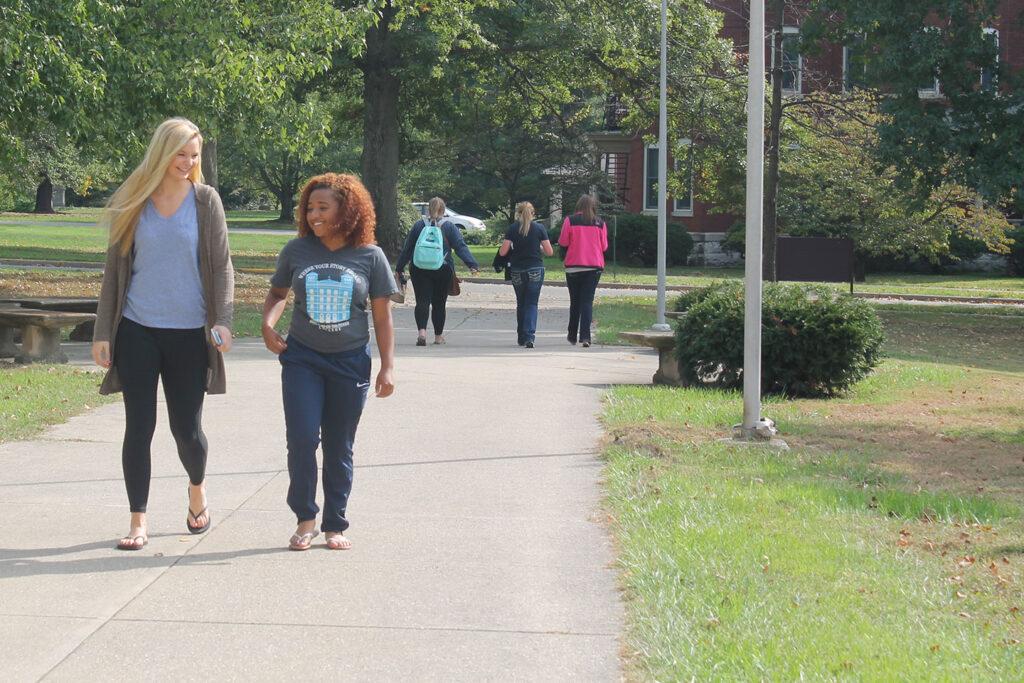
{"left": 918, "top": 26, "right": 942, "bottom": 98}
{"left": 772, "top": 26, "right": 802, "bottom": 95}
{"left": 643, "top": 145, "right": 659, "bottom": 212}
{"left": 981, "top": 27, "right": 998, "bottom": 90}
{"left": 842, "top": 44, "right": 864, "bottom": 93}
{"left": 672, "top": 139, "right": 694, "bottom": 217}
{"left": 644, "top": 141, "right": 695, "bottom": 217}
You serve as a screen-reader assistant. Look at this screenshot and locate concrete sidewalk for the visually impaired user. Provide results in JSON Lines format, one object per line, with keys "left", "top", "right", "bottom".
{"left": 0, "top": 282, "right": 653, "bottom": 681}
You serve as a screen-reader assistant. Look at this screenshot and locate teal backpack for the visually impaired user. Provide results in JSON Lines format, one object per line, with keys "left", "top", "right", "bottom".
{"left": 412, "top": 219, "right": 445, "bottom": 270}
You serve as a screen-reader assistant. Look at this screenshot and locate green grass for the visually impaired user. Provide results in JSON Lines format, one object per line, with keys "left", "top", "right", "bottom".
{"left": 597, "top": 296, "right": 1024, "bottom": 678}
{"left": 0, "top": 365, "right": 118, "bottom": 443}
{"left": 6, "top": 212, "right": 1024, "bottom": 299}
{"left": 0, "top": 222, "right": 290, "bottom": 268}
{"left": 602, "top": 379, "right": 1024, "bottom": 680}
{"left": 592, "top": 296, "right": 658, "bottom": 345}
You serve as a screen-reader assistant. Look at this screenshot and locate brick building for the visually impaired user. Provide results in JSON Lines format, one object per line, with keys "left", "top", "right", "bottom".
{"left": 588, "top": 1, "right": 1024, "bottom": 266}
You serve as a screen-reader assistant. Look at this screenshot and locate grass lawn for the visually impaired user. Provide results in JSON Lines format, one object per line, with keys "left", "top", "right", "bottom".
{"left": 0, "top": 268, "right": 285, "bottom": 443}
{"left": 595, "top": 295, "right": 1024, "bottom": 679}
{"left": 6, "top": 210, "right": 1024, "bottom": 298}
{"left": 0, "top": 364, "right": 117, "bottom": 443}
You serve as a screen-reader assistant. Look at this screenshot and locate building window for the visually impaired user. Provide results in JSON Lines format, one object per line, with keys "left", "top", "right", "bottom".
{"left": 918, "top": 26, "right": 941, "bottom": 98}
{"left": 772, "top": 26, "right": 801, "bottom": 94}
{"left": 842, "top": 43, "right": 864, "bottom": 92}
{"left": 981, "top": 28, "right": 998, "bottom": 90}
{"left": 673, "top": 140, "right": 693, "bottom": 216}
{"left": 644, "top": 146, "right": 659, "bottom": 211}
{"left": 644, "top": 141, "right": 694, "bottom": 215}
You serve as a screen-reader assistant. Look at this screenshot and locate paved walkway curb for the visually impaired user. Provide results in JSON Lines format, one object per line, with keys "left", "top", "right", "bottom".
{"left": 0, "top": 285, "right": 648, "bottom": 681}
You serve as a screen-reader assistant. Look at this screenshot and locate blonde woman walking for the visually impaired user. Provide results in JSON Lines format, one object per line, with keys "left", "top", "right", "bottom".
{"left": 498, "top": 201, "right": 553, "bottom": 347}
{"left": 92, "top": 117, "right": 234, "bottom": 550}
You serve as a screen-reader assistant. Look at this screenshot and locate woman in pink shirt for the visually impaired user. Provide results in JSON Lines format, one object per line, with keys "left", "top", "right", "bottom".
{"left": 557, "top": 195, "right": 608, "bottom": 347}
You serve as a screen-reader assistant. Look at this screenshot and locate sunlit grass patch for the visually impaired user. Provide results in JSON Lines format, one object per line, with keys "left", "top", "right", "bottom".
{"left": 0, "top": 364, "right": 117, "bottom": 443}
{"left": 603, "top": 355, "right": 1024, "bottom": 680}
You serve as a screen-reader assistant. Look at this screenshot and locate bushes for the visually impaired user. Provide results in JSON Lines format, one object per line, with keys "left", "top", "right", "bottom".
{"left": 1006, "top": 224, "right": 1024, "bottom": 275}
{"left": 612, "top": 213, "right": 694, "bottom": 266}
{"left": 673, "top": 282, "right": 884, "bottom": 397}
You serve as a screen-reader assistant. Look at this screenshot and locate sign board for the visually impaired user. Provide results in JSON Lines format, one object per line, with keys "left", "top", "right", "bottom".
{"left": 776, "top": 237, "right": 854, "bottom": 293}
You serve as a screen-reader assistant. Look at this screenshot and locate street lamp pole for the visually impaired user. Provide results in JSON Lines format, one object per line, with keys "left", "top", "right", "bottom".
{"left": 654, "top": 0, "right": 670, "bottom": 332}
{"left": 741, "top": 0, "right": 766, "bottom": 434}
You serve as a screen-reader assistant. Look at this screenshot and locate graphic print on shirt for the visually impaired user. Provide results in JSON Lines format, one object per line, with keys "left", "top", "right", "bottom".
{"left": 299, "top": 263, "right": 362, "bottom": 331}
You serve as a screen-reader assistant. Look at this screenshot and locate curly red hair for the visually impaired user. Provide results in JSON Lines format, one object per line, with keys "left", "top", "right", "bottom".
{"left": 296, "top": 173, "right": 377, "bottom": 247}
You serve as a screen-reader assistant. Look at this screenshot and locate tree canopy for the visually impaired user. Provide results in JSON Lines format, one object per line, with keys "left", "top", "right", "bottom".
{"left": 805, "top": 0, "right": 1024, "bottom": 204}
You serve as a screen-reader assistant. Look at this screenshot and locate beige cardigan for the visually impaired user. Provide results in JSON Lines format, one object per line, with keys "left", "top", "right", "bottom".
{"left": 93, "top": 182, "right": 234, "bottom": 395}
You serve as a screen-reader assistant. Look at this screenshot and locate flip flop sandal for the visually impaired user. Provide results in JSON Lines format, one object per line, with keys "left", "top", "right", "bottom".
{"left": 325, "top": 534, "right": 352, "bottom": 550}
{"left": 116, "top": 535, "right": 148, "bottom": 551}
{"left": 187, "top": 505, "right": 211, "bottom": 534}
{"left": 288, "top": 530, "right": 319, "bottom": 551}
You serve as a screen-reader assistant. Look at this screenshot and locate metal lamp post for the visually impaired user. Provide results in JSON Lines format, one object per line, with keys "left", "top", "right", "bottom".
{"left": 740, "top": 0, "right": 767, "bottom": 438}
{"left": 653, "top": 0, "right": 671, "bottom": 332}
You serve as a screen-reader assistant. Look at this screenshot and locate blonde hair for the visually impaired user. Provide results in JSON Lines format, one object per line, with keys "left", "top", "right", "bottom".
{"left": 428, "top": 197, "right": 446, "bottom": 222}
{"left": 103, "top": 118, "right": 204, "bottom": 255}
{"left": 516, "top": 201, "right": 535, "bottom": 236}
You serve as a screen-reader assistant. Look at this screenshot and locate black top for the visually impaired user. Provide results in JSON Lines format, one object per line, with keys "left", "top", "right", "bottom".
{"left": 503, "top": 221, "right": 549, "bottom": 270}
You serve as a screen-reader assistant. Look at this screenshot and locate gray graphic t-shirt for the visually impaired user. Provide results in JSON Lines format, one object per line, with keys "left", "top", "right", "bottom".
{"left": 271, "top": 236, "right": 397, "bottom": 353}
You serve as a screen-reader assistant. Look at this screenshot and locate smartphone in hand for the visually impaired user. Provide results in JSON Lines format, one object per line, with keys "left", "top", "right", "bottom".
{"left": 211, "top": 329, "right": 223, "bottom": 346}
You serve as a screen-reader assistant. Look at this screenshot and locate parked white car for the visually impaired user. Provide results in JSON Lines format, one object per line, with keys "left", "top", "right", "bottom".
{"left": 412, "top": 202, "right": 487, "bottom": 232}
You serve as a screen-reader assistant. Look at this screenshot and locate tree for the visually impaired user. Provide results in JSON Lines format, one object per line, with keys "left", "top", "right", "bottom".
{"left": 309, "top": 0, "right": 605, "bottom": 254}
{"left": 719, "top": 92, "right": 1013, "bottom": 269}
{"left": 0, "top": 1, "right": 114, "bottom": 160}
{"left": 804, "top": 0, "right": 1024, "bottom": 204}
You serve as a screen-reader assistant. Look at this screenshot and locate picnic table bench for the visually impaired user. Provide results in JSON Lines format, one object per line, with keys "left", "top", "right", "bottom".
{"left": 618, "top": 329, "right": 681, "bottom": 386}
{"left": 617, "top": 312, "right": 685, "bottom": 386}
{"left": 0, "top": 297, "right": 98, "bottom": 340}
{"left": 0, "top": 309, "right": 96, "bottom": 363}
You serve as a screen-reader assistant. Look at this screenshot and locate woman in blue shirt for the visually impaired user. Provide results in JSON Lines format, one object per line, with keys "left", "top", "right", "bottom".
{"left": 498, "top": 201, "right": 553, "bottom": 348}
{"left": 395, "top": 197, "right": 479, "bottom": 345}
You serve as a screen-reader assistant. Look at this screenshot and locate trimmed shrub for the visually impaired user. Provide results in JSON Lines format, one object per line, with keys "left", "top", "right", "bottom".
{"left": 612, "top": 213, "right": 694, "bottom": 266}
{"left": 673, "top": 281, "right": 885, "bottom": 397}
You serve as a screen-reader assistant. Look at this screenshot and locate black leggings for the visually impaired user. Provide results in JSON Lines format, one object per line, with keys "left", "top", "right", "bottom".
{"left": 409, "top": 264, "right": 454, "bottom": 336}
{"left": 114, "top": 317, "right": 209, "bottom": 513}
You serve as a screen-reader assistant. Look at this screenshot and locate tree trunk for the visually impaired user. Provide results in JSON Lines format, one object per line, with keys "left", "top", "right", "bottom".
{"left": 202, "top": 138, "right": 219, "bottom": 191}
{"left": 360, "top": 13, "right": 402, "bottom": 258}
{"left": 277, "top": 189, "right": 295, "bottom": 222}
{"left": 763, "top": 0, "right": 785, "bottom": 282}
{"left": 34, "top": 175, "right": 54, "bottom": 214}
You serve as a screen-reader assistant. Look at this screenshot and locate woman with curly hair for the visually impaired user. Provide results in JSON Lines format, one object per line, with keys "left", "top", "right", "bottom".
{"left": 261, "top": 173, "right": 397, "bottom": 551}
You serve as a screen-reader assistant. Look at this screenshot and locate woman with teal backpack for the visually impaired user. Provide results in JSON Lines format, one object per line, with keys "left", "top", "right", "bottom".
{"left": 395, "top": 197, "right": 479, "bottom": 345}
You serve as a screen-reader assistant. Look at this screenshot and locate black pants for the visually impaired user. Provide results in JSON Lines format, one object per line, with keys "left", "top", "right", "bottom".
{"left": 409, "top": 264, "right": 453, "bottom": 336}
{"left": 114, "top": 317, "right": 209, "bottom": 513}
{"left": 566, "top": 269, "right": 602, "bottom": 344}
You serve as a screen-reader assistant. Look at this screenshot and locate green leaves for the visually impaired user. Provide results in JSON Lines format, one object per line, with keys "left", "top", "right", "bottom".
{"left": 806, "top": 0, "right": 1023, "bottom": 204}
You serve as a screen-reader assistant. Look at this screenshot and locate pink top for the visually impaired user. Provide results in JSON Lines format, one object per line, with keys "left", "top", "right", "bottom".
{"left": 558, "top": 214, "right": 608, "bottom": 268}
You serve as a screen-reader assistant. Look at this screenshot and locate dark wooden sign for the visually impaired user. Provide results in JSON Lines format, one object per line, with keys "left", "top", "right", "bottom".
{"left": 776, "top": 237, "right": 855, "bottom": 293}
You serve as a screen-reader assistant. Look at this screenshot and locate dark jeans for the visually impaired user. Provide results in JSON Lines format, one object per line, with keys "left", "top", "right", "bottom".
{"left": 280, "top": 337, "right": 370, "bottom": 533}
{"left": 409, "top": 264, "right": 454, "bottom": 336}
{"left": 510, "top": 267, "right": 544, "bottom": 345}
{"left": 114, "top": 317, "right": 209, "bottom": 513}
{"left": 565, "top": 269, "right": 602, "bottom": 344}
